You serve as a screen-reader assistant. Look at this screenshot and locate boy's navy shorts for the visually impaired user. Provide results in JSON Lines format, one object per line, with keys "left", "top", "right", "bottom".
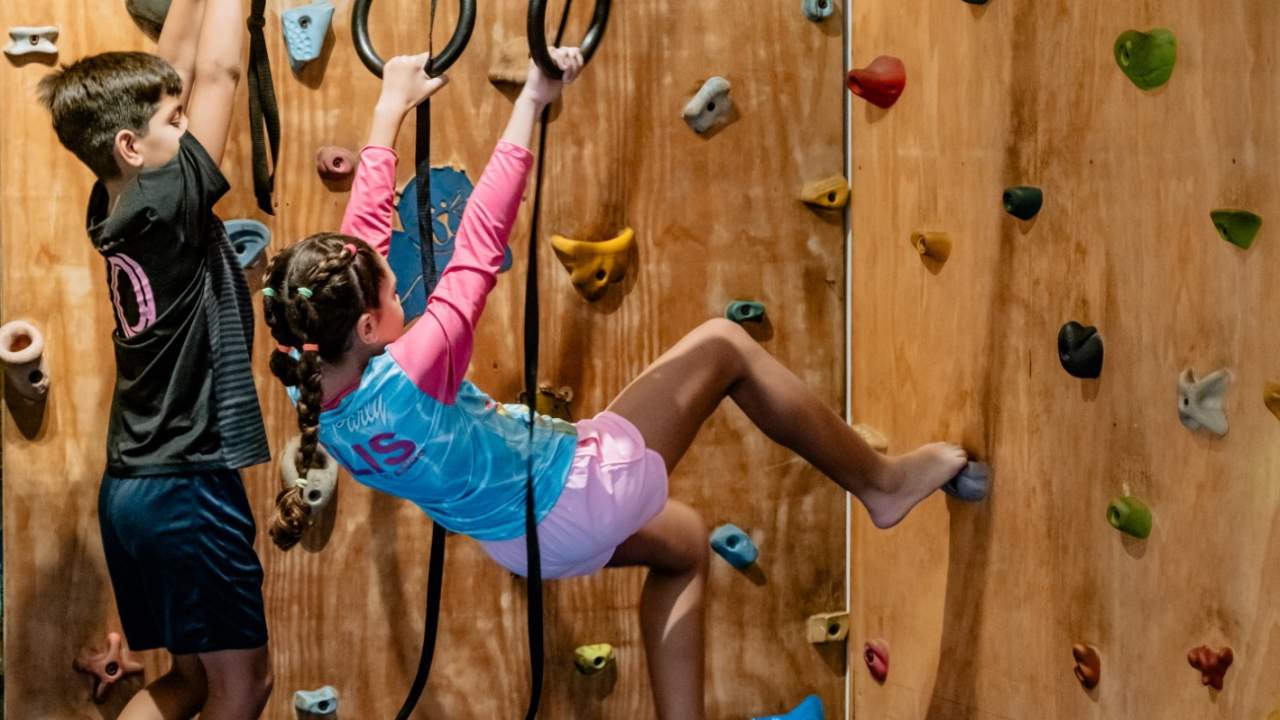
{"left": 98, "top": 469, "right": 268, "bottom": 654}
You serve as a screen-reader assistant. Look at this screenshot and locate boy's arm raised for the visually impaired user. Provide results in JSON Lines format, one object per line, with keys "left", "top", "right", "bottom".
{"left": 186, "top": 0, "right": 244, "bottom": 165}
{"left": 154, "top": 0, "right": 205, "bottom": 106}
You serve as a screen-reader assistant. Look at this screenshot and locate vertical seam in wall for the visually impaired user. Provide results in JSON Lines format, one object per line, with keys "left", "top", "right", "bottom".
{"left": 842, "top": 0, "right": 853, "bottom": 718}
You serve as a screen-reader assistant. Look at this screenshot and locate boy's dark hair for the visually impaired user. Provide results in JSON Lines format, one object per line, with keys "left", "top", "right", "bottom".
{"left": 262, "top": 233, "right": 385, "bottom": 550}
{"left": 36, "top": 51, "right": 182, "bottom": 179}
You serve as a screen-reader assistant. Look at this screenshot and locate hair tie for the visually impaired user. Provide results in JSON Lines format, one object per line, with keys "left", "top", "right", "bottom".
{"left": 261, "top": 288, "right": 277, "bottom": 298}
{"left": 295, "top": 476, "right": 309, "bottom": 488}
{"left": 275, "top": 344, "right": 292, "bottom": 354}
{"left": 297, "top": 287, "right": 314, "bottom": 299}
{"left": 344, "top": 242, "right": 359, "bottom": 256}
{"left": 301, "top": 343, "right": 320, "bottom": 352}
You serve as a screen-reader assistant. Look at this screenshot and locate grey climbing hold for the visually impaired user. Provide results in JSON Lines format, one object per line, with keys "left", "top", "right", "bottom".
{"left": 0, "top": 320, "right": 49, "bottom": 401}
{"left": 941, "top": 461, "right": 989, "bottom": 502}
{"left": 125, "top": 0, "right": 172, "bottom": 30}
{"left": 281, "top": 435, "right": 340, "bottom": 512}
{"left": 223, "top": 219, "right": 270, "bottom": 268}
{"left": 282, "top": 2, "right": 334, "bottom": 71}
{"left": 5, "top": 27, "right": 58, "bottom": 57}
{"left": 294, "top": 685, "right": 339, "bottom": 715}
{"left": 683, "top": 77, "right": 733, "bottom": 134}
{"left": 802, "top": 0, "right": 833, "bottom": 21}
{"left": 709, "top": 523, "right": 758, "bottom": 569}
{"left": 1178, "top": 368, "right": 1230, "bottom": 436}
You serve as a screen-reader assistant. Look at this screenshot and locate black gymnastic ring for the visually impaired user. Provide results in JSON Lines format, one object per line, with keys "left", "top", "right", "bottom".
{"left": 352, "top": 0, "right": 476, "bottom": 78}
{"left": 527, "top": 0, "right": 612, "bottom": 79}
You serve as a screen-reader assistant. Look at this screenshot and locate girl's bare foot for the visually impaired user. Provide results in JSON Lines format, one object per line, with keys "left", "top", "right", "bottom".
{"left": 859, "top": 443, "right": 968, "bottom": 529}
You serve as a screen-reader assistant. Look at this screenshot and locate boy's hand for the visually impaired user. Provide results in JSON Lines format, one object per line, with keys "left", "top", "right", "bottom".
{"left": 519, "top": 47, "right": 584, "bottom": 108}
{"left": 377, "top": 52, "right": 450, "bottom": 114}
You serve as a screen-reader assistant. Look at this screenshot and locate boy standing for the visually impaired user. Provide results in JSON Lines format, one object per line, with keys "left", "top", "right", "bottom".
{"left": 38, "top": 0, "right": 273, "bottom": 716}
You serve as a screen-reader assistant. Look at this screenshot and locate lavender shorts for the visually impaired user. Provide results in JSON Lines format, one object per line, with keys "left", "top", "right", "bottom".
{"left": 477, "top": 411, "right": 669, "bottom": 579}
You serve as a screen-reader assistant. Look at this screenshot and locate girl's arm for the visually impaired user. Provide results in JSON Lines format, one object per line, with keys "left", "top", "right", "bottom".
{"left": 387, "top": 49, "right": 584, "bottom": 405}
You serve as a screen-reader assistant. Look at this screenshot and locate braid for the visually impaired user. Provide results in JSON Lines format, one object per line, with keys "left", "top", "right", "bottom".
{"left": 261, "top": 233, "right": 386, "bottom": 551}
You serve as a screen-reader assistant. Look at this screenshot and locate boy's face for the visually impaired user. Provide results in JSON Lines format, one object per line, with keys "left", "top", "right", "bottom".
{"left": 119, "top": 94, "right": 187, "bottom": 173}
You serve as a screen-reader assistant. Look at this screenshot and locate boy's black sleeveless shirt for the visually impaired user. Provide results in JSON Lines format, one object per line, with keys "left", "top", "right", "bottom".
{"left": 85, "top": 133, "right": 269, "bottom": 476}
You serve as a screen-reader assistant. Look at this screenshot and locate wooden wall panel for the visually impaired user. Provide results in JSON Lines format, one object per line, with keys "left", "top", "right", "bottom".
{"left": 850, "top": 1, "right": 1280, "bottom": 718}
{"left": 1, "top": 0, "right": 847, "bottom": 717}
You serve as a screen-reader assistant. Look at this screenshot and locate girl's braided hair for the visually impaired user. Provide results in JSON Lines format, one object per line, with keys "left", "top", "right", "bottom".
{"left": 261, "top": 232, "right": 385, "bottom": 549}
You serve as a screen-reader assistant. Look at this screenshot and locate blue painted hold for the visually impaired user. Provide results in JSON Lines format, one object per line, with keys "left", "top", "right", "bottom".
{"left": 709, "top": 523, "right": 758, "bottom": 569}
{"left": 389, "top": 168, "right": 514, "bottom": 323}
{"left": 293, "top": 685, "right": 339, "bottom": 715}
{"left": 802, "top": 0, "right": 833, "bottom": 21}
{"left": 753, "top": 694, "right": 825, "bottom": 720}
{"left": 282, "top": 2, "right": 334, "bottom": 71}
{"left": 942, "top": 461, "right": 989, "bottom": 502}
{"left": 223, "top": 219, "right": 270, "bottom": 268}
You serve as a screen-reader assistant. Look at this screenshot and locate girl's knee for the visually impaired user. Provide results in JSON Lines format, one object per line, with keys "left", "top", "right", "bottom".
{"left": 692, "top": 318, "right": 751, "bottom": 372}
{"left": 661, "top": 501, "right": 710, "bottom": 573}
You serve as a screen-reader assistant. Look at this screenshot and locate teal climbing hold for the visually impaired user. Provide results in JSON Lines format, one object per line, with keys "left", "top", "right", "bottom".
{"left": 293, "top": 685, "right": 339, "bottom": 715}
{"left": 282, "top": 2, "right": 334, "bottom": 71}
{"left": 709, "top": 523, "right": 758, "bottom": 569}
{"left": 1003, "top": 186, "right": 1043, "bottom": 220}
{"left": 802, "top": 0, "right": 833, "bottom": 21}
{"left": 1107, "top": 496, "right": 1152, "bottom": 539}
{"left": 725, "top": 300, "right": 766, "bottom": 324}
{"left": 1210, "top": 209, "right": 1262, "bottom": 249}
{"left": 224, "top": 219, "right": 270, "bottom": 268}
{"left": 1114, "top": 29, "right": 1177, "bottom": 90}
{"left": 753, "top": 695, "right": 824, "bottom": 720}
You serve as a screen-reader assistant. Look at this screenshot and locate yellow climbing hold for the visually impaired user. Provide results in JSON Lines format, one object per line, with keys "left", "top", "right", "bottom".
{"left": 573, "top": 643, "right": 616, "bottom": 676}
{"left": 911, "top": 230, "right": 951, "bottom": 264}
{"left": 1265, "top": 383, "right": 1280, "bottom": 421}
{"left": 806, "top": 612, "right": 850, "bottom": 644}
{"left": 551, "top": 227, "right": 635, "bottom": 302}
{"left": 852, "top": 424, "right": 888, "bottom": 453}
{"left": 801, "top": 176, "right": 850, "bottom": 209}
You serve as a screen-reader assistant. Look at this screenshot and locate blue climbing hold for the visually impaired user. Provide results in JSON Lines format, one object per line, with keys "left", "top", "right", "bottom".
{"left": 753, "top": 695, "right": 825, "bottom": 720}
{"left": 293, "top": 685, "right": 339, "bottom": 715}
{"left": 801, "top": 0, "right": 833, "bottom": 21}
{"left": 942, "top": 461, "right": 990, "bottom": 502}
{"left": 709, "top": 523, "right": 758, "bottom": 569}
{"left": 223, "top": 219, "right": 270, "bottom": 268}
{"left": 389, "top": 168, "right": 514, "bottom": 322}
{"left": 282, "top": 1, "right": 334, "bottom": 71}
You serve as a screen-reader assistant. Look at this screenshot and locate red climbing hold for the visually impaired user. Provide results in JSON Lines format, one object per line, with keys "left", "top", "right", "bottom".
{"left": 847, "top": 56, "right": 906, "bottom": 108}
{"left": 316, "top": 146, "right": 357, "bottom": 182}
{"left": 73, "top": 632, "right": 145, "bottom": 703}
{"left": 1187, "top": 645, "right": 1233, "bottom": 690}
{"left": 864, "top": 638, "right": 890, "bottom": 683}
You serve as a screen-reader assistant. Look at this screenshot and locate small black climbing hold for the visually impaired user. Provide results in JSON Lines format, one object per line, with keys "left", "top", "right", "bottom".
{"left": 962, "top": 0, "right": 988, "bottom": 4}
{"left": 1003, "top": 186, "right": 1043, "bottom": 220}
{"left": 1057, "top": 321, "right": 1104, "bottom": 379}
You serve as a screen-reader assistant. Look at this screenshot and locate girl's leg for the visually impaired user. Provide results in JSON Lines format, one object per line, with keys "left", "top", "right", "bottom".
{"left": 118, "top": 653, "right": 208, "bottom": 720}
{"left": 607, "top": 500, "right": 709, "bottom": 720}
{"left": 196, "top": 645, "right": 273, "bottom": 720}
{"left": 606, "top": 318, "right": 966, "bottom": 528}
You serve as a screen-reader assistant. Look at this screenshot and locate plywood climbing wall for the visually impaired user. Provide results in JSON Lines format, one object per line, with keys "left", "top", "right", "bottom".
{"left": 849, "top": 1, "right": 1280, "bottom": 717}
{"left": 0, "top": 0, "right": 847, "bottom": 717}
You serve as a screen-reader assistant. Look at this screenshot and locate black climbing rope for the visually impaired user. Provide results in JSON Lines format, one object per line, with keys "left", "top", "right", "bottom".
{"left": 246, "top": 0, "right": 281, "bottom": 215}
{"left": 350, "top": 2, "right": 474, "bottom": 719}
{"left": 521, "top": 2, "right": 610, "bottom": 715}
{"left": 526, "top": 0, "right": 612, "bottom": 80}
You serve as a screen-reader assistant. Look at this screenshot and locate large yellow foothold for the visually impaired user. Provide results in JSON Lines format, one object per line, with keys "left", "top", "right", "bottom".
{"left": 852, "top": 424, "right": 888, "bottom": 453}
{"left": 911, "top": 230, "right": 952, "bottom": 264}
{"left": 1265, "top": 383, "right": 1280, "bottom": 421}
{"left": 806, "top": 612, "right": 850, "bottom": 644}
{"left": 801, "top": 176, "right": 850, "bottom": 209}
{"left": 551, "top": 227, "right": 635, "bottom": 301}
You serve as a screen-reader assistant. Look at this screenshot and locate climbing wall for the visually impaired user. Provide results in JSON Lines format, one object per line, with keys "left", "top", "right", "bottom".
{"left": 849, "top": 1, "right": 1280, "bottom": 717}
{"left": 0, "top": 0, "right": 847, "bottom": 717}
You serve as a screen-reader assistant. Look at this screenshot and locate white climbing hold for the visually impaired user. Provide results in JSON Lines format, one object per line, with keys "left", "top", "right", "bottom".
{"left": 5, "top": 27, "right": 58, "bottom": 57}
{"left": 280, "top": 435, "right": 339, "bottom": 512}
{"left": 682, "top": 76, "right": 733, "bottom": 134}
{"left": 1178, "top": 368, "right": 1230, "bottom": 436}
{"left": 0, "top": 320, "right": 49, "bottom": 401}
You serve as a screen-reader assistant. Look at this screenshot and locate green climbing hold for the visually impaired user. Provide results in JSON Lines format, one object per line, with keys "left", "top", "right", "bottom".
{"left": 574, "top": 644, "right": 615, "bottom": 675}
{"left": 725, "top": 301, "right": 766, "bottom": 324}
{"left": 1002, "top": 186, "right": 1043, "bottom": 220}
{"left": 1210, "top": 209, "right": 1262, "bottom": 249}
{"left": 1106, "top": 496, "right": 1152, "bottom": 539}
{"left": 1114, "top": 29, "right": 1177, "bottom": 90}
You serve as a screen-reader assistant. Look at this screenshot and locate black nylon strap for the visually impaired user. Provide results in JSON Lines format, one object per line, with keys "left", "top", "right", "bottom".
{"left": 246, "top": 0, "right": 280, "bottom": 215}
{"left": 394, "top": 523, "right": 448, "bottom": 720}
{"left": 522, "top": 4, "right": 575, "bottom": 718}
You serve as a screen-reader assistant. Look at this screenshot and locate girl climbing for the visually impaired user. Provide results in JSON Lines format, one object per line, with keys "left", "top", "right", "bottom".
{"left": 261, "top": 47, "right": 968, "bottom": 719}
